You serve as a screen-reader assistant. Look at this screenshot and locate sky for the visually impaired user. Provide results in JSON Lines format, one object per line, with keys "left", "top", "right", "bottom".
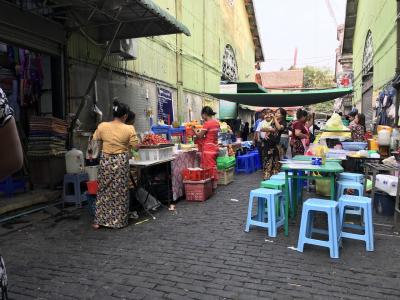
{"left": 253, "top": 0, "right": 347, "bottom": 72}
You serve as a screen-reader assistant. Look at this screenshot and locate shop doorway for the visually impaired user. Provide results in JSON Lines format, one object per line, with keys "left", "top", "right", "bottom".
{"left": 0, "top": 42, "right": 65, "bottom": 211}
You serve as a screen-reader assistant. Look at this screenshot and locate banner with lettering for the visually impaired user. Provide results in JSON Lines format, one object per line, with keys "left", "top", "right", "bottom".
{"left": 157, "top": 87, "right": 174, "bottom": 124}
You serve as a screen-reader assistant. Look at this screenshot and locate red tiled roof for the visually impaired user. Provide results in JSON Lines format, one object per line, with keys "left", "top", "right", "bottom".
{"left": 260, "top": 69, "right": 304, "bottom": 89}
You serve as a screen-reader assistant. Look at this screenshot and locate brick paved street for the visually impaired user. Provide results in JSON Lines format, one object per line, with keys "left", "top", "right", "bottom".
{"left": 1, "top": 172, "right": 400, "bottom": 300}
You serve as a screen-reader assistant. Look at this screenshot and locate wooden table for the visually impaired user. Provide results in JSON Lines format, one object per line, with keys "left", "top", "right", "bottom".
{"left": 364, "top": 163, "right": 400, "bottom": 227}
{"left": 281, "top": 161, "right": 344, "bottom": 236}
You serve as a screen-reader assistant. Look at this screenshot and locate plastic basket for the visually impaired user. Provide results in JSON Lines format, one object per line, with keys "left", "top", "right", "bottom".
{"left": 87, "top": 180, "right": 98, "bottom": 195}
{"left": 183, "top": 168, "right": 211, "bottom": 181}
{"left": 184, "top": 179, "right": 213, "bottom": 202}
{"left": 138, "top": 147, "right": 174, "bottom": 161}
{"left": 217, "top": 168, "right": 234, "bottom": 185}
{"left": 217, "top": 156, "right": 236, "bottom": 170}
{"left": 341, "top": 142, "right": 368, "bottom": 151}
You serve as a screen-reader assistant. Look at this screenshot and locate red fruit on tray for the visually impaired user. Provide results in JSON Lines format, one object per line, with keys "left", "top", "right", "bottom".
{"left": 140, "top": 134, "right": 169, "bottom": 146}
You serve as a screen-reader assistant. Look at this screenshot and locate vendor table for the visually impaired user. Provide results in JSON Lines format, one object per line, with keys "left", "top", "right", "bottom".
{"left": 364, "top": 163, "right": 400, "bottom": 226}
{"left": 343, "top": 155, "right": 381, "bottom": 173}
{"left": 281, "top": 161, "right": 344, "bottom": 236}
{"left": 171, "top": 150, "right": 197, "bottom": 200}
{"left": 130, "top": 158, "right": 175, "bottom": 218}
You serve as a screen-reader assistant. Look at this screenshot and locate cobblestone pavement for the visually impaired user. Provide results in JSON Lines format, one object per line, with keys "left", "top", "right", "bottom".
{"left": 1, "top": 172, "right": 400, "bottom": 300}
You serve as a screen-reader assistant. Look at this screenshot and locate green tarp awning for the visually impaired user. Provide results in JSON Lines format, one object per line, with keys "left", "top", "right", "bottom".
{"left": 209, "top": 87, "right": 353, "bottom": 107}
{"left": 226, "top": 81, "right": 268, "bottom": 93}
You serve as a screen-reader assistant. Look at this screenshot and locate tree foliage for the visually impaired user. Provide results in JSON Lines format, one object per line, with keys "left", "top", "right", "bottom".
{"left": 302, "top": 66, "right": 336, "bottom": 113}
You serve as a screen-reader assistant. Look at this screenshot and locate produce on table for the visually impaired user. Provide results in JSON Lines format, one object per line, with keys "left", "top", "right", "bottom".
{"left": 141, "top": 134, "right": 169, "bottom": 146}
{"left": 219, "top": 122, "right": 231, "bottom": 133}
{"left": 172, "top": 121, "right": 180, "bottom": 128}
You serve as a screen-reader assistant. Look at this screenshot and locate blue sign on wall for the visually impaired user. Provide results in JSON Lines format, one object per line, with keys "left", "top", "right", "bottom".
{"left": 157, "top": 87, "right": 174, "bottom": 124}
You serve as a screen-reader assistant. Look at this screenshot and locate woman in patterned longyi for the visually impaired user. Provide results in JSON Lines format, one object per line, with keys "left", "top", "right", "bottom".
{"left": 92, "top": 101, "right": 139, "bottom": 229}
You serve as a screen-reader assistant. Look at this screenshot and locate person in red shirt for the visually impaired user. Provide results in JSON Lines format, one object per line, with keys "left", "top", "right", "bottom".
{"left": 291, "top": 109, "right": 309, "bottom": 157}
{"left": 193, "top": 106, "right": 220, "bottom": 188}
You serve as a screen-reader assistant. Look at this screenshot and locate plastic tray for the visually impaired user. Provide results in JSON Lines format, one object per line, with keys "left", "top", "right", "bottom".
{"left": 341, "top": 142, "right": 368, "bottom": 151}
{"left": 138, "top": 146, "right": 174, "bottom": 161}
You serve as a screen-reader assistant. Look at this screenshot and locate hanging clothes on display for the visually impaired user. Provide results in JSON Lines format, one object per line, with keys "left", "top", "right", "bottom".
{"left": 375, "top": 87, "right": 394, "bottom": 126}
{"left": 19, "top": 50, "right": 44, "bottom": 108}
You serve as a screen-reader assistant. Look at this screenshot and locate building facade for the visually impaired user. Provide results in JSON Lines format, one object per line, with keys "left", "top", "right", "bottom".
{"left": 68, "top": 0, "right": 263, "bottom": 133}
{"left": 342, "top": 0, "right": 397, "bottom": 127}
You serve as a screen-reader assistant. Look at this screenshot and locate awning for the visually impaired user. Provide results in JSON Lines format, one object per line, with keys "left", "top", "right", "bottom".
{"left": 226, "top": 81, "right": 268, "bottom": 93}
{"left": 15, "top": 0, "right": 190, "bottom": 42}
{"left": 209, "top": 87, "right": 353, "bottom": 107}
{"left": 0, "top": 0, "right": 66, "bottom": 56}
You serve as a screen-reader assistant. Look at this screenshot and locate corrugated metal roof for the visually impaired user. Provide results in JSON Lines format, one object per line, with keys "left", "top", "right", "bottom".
{"left": 13, "top": 0, "right": 190, "bottom": 42}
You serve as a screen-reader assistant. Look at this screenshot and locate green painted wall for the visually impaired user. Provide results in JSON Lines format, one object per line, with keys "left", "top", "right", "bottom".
{"left": 352, "top": 0, "right": 397, "bottom": 103}
{"left": 68, "top": 0, "right": 257, "bottom": 103}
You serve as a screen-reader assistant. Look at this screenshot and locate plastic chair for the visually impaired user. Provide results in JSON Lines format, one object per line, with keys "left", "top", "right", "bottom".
{"left": 297, "top": 198, "right": 341, "bottom": 259}
{"left": 339, "top": 195, "right": 374, "bottom": 251}
{"left": 338, "top": 172, "right": 364, "bottom": 184}
{"left": 235, "top": 154, "right": 255, "bottom": 174}
{"left": 63, "top": 173, "right": 89, "bottom": 208}
{"left": 245, "top": 188, "right": 285, "bottom": 238}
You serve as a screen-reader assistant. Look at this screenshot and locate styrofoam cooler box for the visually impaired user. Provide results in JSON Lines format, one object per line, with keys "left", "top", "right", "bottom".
{"left": 375, "top": 174, "right": 399, "bottom": 197}
{"left": 138, "top": 147, "right": 174, "bottom": 161}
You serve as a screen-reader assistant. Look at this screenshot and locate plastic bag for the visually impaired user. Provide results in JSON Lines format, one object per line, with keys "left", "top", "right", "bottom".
{"left": 325, "top": 113, "right": 348, "bottom": 131}
{"left": 86, "top": 135, "right": 100, "bottom": 160}
{"left": 314, "top": 172, "right": 331, "bottom": 197}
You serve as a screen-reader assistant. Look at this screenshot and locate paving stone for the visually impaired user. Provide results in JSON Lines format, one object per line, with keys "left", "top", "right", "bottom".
{"left": 1, "top": 172, "right": 400, "bottom": 300}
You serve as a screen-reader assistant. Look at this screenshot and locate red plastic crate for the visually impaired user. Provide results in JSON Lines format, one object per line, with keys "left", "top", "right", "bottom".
{"left": 183, "top": 168, "right": 211, "bottom": 181}
{"left": 184, "top": 179, "right": 213, "bottom": 202}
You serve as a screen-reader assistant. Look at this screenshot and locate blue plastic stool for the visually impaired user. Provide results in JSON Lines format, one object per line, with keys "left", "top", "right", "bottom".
{"left": 245, "top": 188, "right": 285, "bottom": 238}
{"left": 339, "top": 195, "right": 374, "bottom": 251}
{"left": 170, "top": 127, "right": 186, "bottom": 143}
{"left": 270, "top": 174, "right": 285, "bottom": 181}
{"left": 235, "top": 154, "right": 255, "bottom": 174}
{"left": 63, "top": 173, "right": 89, "bottom": 208}
{"left": 337, "top": 180, "right": 364, "bottom": 215}
{"left": 338, "top": 172, "right": 364, "bottom": 184}
{"left": 249, "top": 151, "right": 262, "bottom": 170}
{"left": 0, "top": 177, "right": 26, "bottom": 197}
{"left": 337, "top": 181, "right": 364, "bottom": 199}
{"left": 297, "top": 198, "right": 341, "bottom": 259}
